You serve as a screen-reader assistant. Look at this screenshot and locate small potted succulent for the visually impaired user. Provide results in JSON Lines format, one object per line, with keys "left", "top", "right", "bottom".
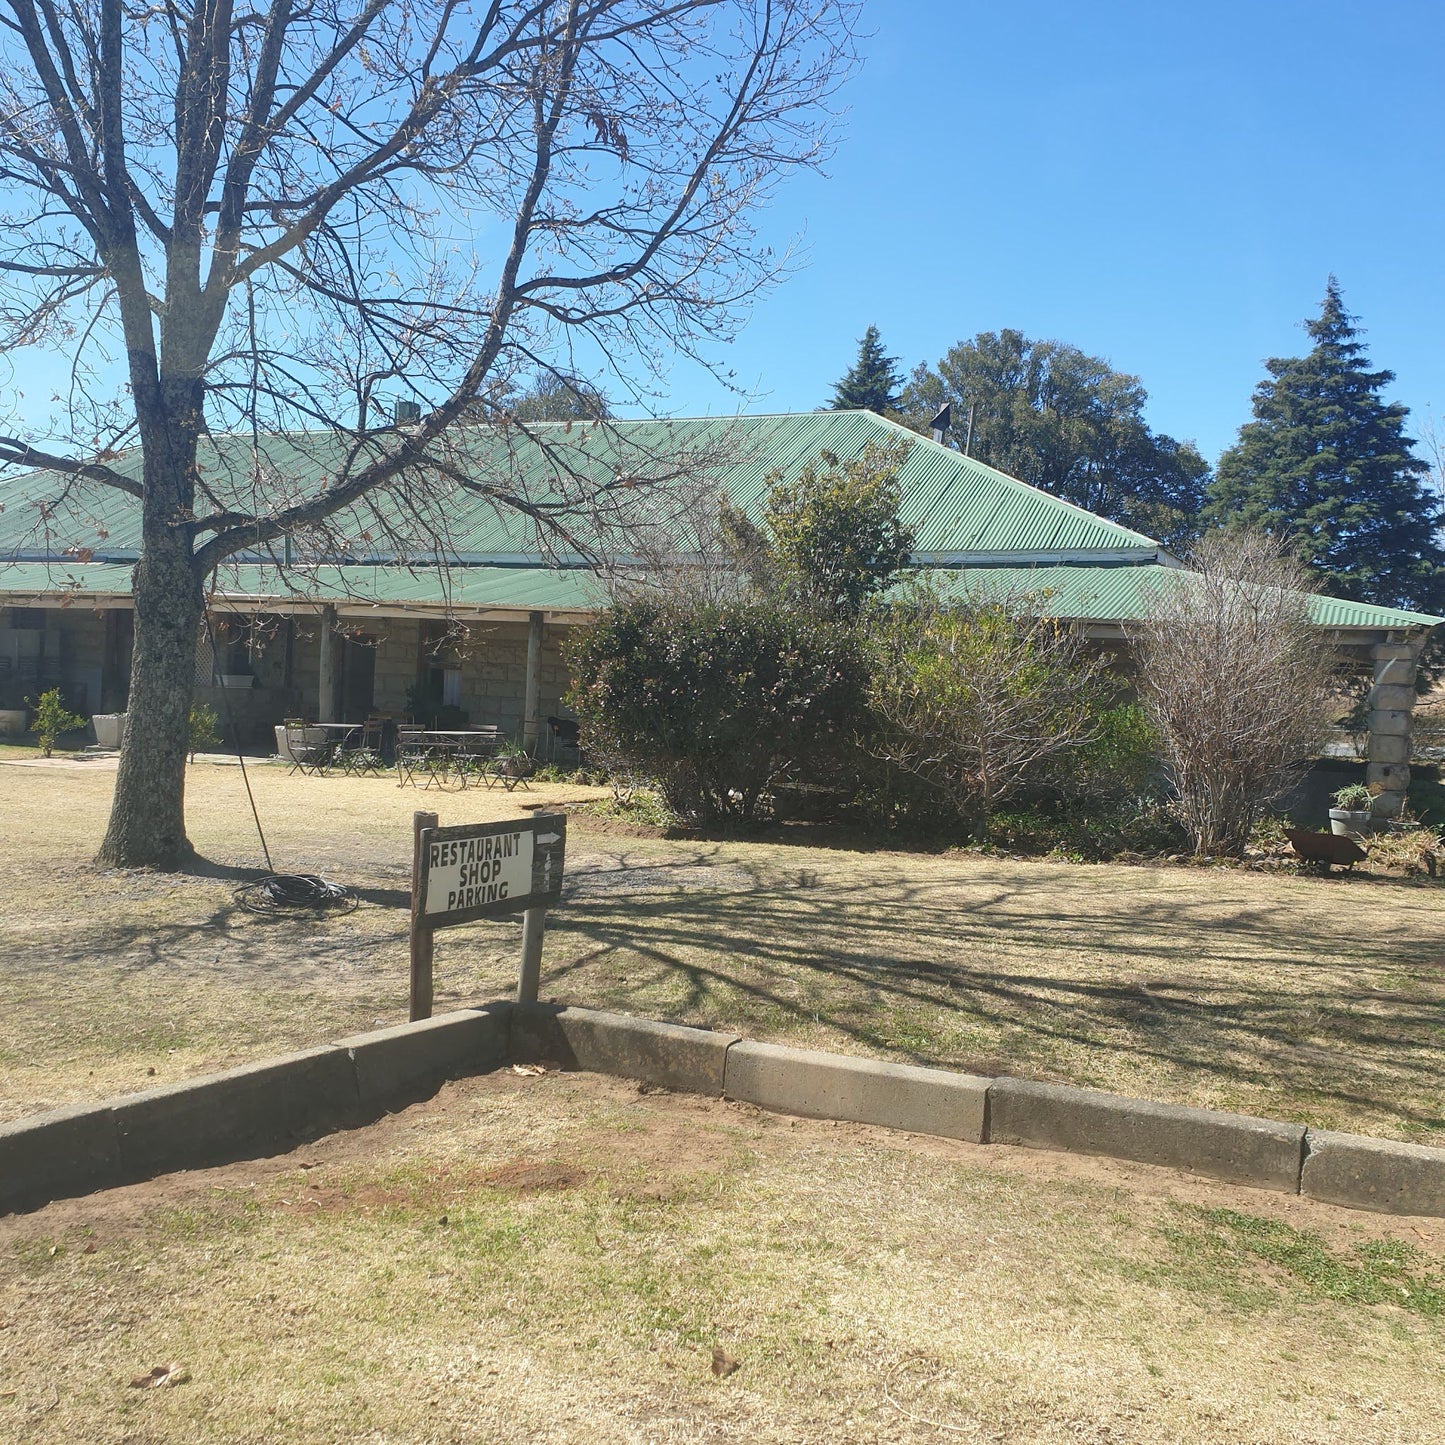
{"left": 1329, "top": 783, "right": 1376, "bottom": 839}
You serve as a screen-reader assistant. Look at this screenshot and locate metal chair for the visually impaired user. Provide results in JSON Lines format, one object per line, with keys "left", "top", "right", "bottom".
{"left": 487, "top": 751, "right": 536, "bottom": 793}
{"left": 395, "top": 728, "right": 463, "bottom": 790}
{"left": 395, "top": 727, "right": 429, "bottom": 788}
{"left": 456, "top": 725, "right": 505, "bottom": 785}
{"left": 337, "top": 718, "right": 385, "bottom": 776}
{"left": 285, "top": 721, "right": 332, "bottom": 776}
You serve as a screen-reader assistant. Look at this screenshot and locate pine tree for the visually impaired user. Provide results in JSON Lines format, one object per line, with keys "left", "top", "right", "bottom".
{"left": 1209, "top": 280, "right": 1445, "bottom": 612}
{"left": 829, "top": 325, "right": 903, "bottom": 414}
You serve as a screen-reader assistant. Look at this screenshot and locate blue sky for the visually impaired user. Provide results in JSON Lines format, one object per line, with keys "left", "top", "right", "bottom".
{"left": 5, "top": 1, "right": 1441, "bottom": 470}
{"left": 661, "top": 0, "right": 1445, "bottom": 465}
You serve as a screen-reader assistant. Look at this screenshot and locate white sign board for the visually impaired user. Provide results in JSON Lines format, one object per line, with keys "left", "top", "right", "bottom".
{"left": 424, "top": 827, "right": 534, "bottom": 917}
{"left": 415, "top": 814, "right": 566, "bottom": 929}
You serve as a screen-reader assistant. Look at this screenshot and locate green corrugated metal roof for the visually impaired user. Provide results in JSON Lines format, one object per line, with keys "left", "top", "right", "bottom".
{"left": 0, "top": 411, "right": 1162, "bottom": 565}
{"left": 1, "top": 556, "right": 1436, "bottom": 631}
{"left": 915, "top": 563, "right": 1443, "bottom": 630}
{"left": 0, "top": 560, "right": 606, "bottom": 612}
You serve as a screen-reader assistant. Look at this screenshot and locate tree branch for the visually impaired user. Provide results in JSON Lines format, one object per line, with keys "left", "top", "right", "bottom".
{"left": 0, "top": 437, "right": 142, "bottom": 496}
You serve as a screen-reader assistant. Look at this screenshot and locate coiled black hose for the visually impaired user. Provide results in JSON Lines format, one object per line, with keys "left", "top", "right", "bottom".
{"left": 235, "top": 873, "right": 359, "bottom": 914}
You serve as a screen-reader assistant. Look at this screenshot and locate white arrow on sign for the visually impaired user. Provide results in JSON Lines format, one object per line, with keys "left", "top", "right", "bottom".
{"left": 536, "top": 832, "right": 561, "bottom": 845}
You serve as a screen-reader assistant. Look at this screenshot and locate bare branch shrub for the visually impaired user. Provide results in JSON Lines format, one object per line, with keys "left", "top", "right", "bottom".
{"left": 867, "top": 585, "right": 1109, "bottom": 834}
{"left": 1131, "top": 530, "right": 1335, "bottom": 856}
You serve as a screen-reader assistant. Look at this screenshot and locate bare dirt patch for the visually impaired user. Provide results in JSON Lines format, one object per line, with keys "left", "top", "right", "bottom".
{"left": 3, "top": 1071, "right": 1444, "bottom": 1444}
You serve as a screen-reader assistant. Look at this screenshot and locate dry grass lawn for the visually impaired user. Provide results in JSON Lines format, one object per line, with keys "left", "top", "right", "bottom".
{"left": 4, "top": 1070, "right": 1445, "bottom": 1444}
{"left": 2, "top": 754, "right": 1445, "bottom": 1144}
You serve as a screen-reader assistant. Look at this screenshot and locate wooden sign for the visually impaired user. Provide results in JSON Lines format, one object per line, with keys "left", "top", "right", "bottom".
{"left": 418, "top": 816, "right": 565, "bottom": 927}
{"left": 408, "top": 811, "right": 566, "bottom": 1020}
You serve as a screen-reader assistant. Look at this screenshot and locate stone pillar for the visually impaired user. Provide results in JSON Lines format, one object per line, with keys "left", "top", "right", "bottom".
{"left": 522, "top": 611, "right": 543, "bottom": 752}
{"left": 1365, "top": 638, "right": 1421, "bottom": 819}
{"left": 317, "top": 604, "right": 337, "bottom": 723}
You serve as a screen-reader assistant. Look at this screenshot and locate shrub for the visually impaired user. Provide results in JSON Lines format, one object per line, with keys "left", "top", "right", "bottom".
{"left": 761, "top": 441, "right": 915, "bottom": 620}
{"left": 188, "top": 703, "right": 220, "bottom": 760}
{"left": 1058, "top": 702, "right": 1160, "bottom": 801}
{"left": 986, "top": 795, "right": 1186, "bottom": 861}
{"left": 1131, "top": 530, "right": 1335, "bottom": 857}
{"left": 565, "top": 598, "right": 870, "bottom": 825}
{"left": 866, "top": 588, "right": 1111, "bottom": 836}
{"left": 26, "top": 688, "right": 86, "bottom": 757}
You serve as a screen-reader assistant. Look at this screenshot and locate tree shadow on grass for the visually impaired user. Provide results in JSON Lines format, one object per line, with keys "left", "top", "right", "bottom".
{"left": 539, "top": 847, "right": 1445, "bottom": 1136}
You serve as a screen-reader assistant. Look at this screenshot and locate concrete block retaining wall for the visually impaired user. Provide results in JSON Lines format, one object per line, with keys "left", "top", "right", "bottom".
{"left": 0, "top": 1005, "right": 509, "bottom": 1215}
{"left": 4, "top": 1001, "right": 1443, "bottom": 1220}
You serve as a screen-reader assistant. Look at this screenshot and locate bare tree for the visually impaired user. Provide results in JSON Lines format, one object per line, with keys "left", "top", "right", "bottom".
{"left": 0, "top": 0, "right": 859, "bottom": 866}
{"left": 1131, "top": 530, "right": 1335, "bottom": 857}
{"left": 867, "top": 585, "right": 1107, "bottom": 835}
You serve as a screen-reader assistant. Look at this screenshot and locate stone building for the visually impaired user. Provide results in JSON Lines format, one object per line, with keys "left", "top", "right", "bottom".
{"left": 0, "top": 411, "right": 1438, "bottom": 810}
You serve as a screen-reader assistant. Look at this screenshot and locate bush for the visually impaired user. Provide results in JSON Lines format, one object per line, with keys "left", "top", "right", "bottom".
{"left": 1132, "top": 530, "right": 1335, "bottom": 857}
{"left": 986, "top": 795, "right": 1187, "bottom": 861}
{"left": 26, "top": 688, "right": 86, "bottom": 758}
{"left": 865, "top": 589, "right": 1112, "bottom": 836}
{"left": 188, "top": 703, "right": 220, "bottom": 760}
{"left": 565, "top": 598, "right": 870, "bottom": 825}
{"left": 1056, "top": 702, "right": 1160, "bottom": 801}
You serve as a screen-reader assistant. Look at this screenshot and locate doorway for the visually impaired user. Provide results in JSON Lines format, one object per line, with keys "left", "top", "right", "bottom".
{"left": 338, "top": 635, "right": 376, "bottom": 720}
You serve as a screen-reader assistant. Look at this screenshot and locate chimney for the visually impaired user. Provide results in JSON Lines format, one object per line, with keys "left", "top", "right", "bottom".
{"left": 393, "top": 398, "right": 422, "bottom": 425}
{"left": 929, "top": 402, "right": 951, "bottom": 445}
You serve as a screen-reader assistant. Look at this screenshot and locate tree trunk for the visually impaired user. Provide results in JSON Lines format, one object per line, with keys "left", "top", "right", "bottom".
{"left": 96, "top": 387, "right": 204, "bottom": 869}
{"left": 96, "top": 541, "right": 203, "bottom": 868}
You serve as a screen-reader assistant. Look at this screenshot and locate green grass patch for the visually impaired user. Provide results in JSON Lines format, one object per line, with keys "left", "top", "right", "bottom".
{"left": 1147, "top": 1205, "right": 1445, "bottom": 1317}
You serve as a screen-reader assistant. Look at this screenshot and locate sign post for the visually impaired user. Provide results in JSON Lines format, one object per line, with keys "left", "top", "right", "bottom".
{"left": 408, "top": 812, "right": 567, "bottom": 1020}
{"left": 409, "top": 810, "right": 439, "bottom": 1021}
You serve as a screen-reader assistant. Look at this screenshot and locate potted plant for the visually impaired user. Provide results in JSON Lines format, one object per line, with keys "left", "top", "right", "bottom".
{"left": 1329, "top": 783, "right": 1375, "bottom": 839}
{"left": 491, "top": 741, "right": 536, "bottom": 785}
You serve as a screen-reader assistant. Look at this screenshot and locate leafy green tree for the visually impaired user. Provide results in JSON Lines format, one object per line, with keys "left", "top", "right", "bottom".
{"left": 505, "top": 375, "right": 611, "bottom": 423}
{"left": 1208, "top": 280, "right": 1445, "bottom": 613}
{"left": 733, "top": 442, "right": 915, "bottom": 620}
{"left": 900, "top": 330, "right": 1209, "bottom": 551}
{"left": 188, "top": 704, "right": 220, "bottom": 762}
{"left": 764, "top": 442, "right": 915, "bottom": 618}
{"left": 829, "top": 325, "right": 904, "bottom": 413}
{"left": 27, "top": 688, "right": 85, "bottom": 758}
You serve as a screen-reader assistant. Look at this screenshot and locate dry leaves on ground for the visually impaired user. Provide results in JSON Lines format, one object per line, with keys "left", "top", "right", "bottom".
{"left": 129, "top": 1363, "right": 189, "bottom": 1390}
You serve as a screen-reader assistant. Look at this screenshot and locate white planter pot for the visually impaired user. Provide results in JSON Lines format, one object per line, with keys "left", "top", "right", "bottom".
{"left": 93, "top": 712, "right": 126, "bottom": 750}
{"left": 1329, "top": 808, "right": 1373, "bottom": 839}
{"left": 0, "top": 708, "right": 27, "bottom": 736}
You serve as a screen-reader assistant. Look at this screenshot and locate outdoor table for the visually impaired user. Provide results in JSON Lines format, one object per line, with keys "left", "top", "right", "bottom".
{"left": 309, "top": 721, "right": 364, "bottom": 743}
{"left": 392, "top": 729, "right": 510, "bottom": 789}
{"left": 302, "top": 721, "right": 389, "bottom": 775}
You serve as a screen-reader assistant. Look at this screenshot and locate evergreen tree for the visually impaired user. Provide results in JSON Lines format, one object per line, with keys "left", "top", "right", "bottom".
{"left": 899, "top": 330, "right": 1209, "bottom": 552}
{"left": 1209, "top": 280, "right": 1445, "bottom": 613}
{"left": 507, "top": 373, "right": 611, "bottom": 422}
{"left": 829, "top": 325, "right": 904, "bottom": 414}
